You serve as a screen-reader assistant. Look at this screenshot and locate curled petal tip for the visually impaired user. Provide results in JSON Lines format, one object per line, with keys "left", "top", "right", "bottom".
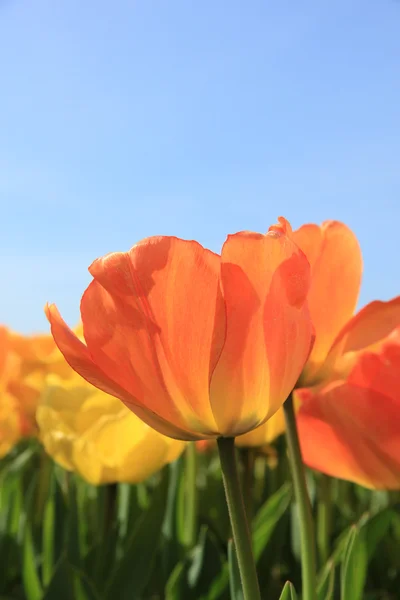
{"left": 44, "top": 302, "right": 53, "bottom": 322}
{"left": 268, "top": 216, "right": 293, "bottom": 237}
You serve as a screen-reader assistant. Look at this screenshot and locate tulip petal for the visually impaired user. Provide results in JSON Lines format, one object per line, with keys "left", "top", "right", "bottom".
{"left": 46, "top": 304, "right": 200, "bottom": 440}
{"left": 210, "top": 220, "right": 313, "bottom": 435}
{"left": 347, "top": 327, "right": 400, "bottom": 398}
{"left": 298, "top": 334, "right": 400, "bottom": 489}
{"left": 82, "top": 236, "right": 224, "bottom": 437}
{"left": 325, "top": 297, "right": 400, "bottom": 379}
{"left": 297, "top": 381, "right": 400, "bottom": 489}
{"left": 293, "top": 221, "right": 362, "bottom": 384}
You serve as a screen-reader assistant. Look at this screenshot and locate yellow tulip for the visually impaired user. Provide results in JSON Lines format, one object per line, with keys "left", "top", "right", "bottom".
{"left": 37, "top": 378, "right": 186, "bottom": 485}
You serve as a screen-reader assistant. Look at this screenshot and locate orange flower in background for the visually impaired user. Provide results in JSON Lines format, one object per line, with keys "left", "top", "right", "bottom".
{"left": 291, "top": 221, "right": 400, "bottom": 386}
{"left": 297, "top": 327, "right": 400, "bottom": 489}
{"left": 0, "top": 326, "right": 37, "bottom": 456}
{"left": 46, "top": 218, "right": 314, "bottom": 441}
{"left": 0, "top": 325, "right": 78, "bottom": 456}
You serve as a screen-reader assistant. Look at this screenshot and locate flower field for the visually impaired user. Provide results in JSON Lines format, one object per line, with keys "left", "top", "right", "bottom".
{"left": 1, "top": 218, "right": 399, "bottom": 599}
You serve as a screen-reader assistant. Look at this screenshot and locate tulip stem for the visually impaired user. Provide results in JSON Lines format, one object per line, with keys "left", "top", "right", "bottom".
{"left": 217, "top": 437, "right": 261, "bottom": 600}
{"left": 284, "top": 394, "right": 317, "bottom": 600}
{"left": 183, "top": 442, "right": 198, "bottom": 548}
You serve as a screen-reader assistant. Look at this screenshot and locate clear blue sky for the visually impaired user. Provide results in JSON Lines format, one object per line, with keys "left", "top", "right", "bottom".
{"left": 1, "top": 0, "right": 399, "bottom": 333}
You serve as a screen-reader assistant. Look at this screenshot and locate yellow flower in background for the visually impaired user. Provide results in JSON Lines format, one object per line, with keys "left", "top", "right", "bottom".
{"left": 235, "top": 408, "right": 285, "bottom": 448}
{"left": 37, "top": 377, "right": 186, "bottom": 485}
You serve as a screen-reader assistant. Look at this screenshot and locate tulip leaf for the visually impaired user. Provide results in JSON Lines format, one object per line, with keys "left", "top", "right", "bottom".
{"left": 42, "top": 472, "right": 67, "bottom": 587}
{"left": 364, "top": 508, "right": 395, "bottom": 560}
{"left": 278, "top": 581, "right": 298, "bottom": 600}
{"left": 316, "top": 559, "right": 335, "bottom": 600}
{"left": 42, "top": 557, "right": 101, "bottom": 600}
{"left": 252, "top": 482, "right": 292, "bottom": 561}
{"left": 340, "top": 525, "right": 368, "bottom": 600}
{"left": 66, "top": 476, "right": 82, "bottom": 569}
{"left": 198, "top": 464, "right": 231, "bottom": 541}
{"left": 165, "top": 526, "right": 225, "bottom": 600}
{"left": 228, "top": 539, "right": 244, "bottom": 600}
{"left": 22, "top": 518, "right": 43, "bottom": 600}
{"left": 104, "top": 470, "right": 169, "bottom": 600}
{"left": 22, "top": 474, "right": 42, "bottom": 600}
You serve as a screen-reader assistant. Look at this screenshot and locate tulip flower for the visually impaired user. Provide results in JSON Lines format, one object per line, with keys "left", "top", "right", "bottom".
{"left": 297, "top": 327, "right": 400, "bottom": 489}
{"left": 0, "top": 325, "right": 80, "bottom": 457}
{"left": 0, "top": 393, "right": 24, "bottom": 458}
{"left": 291, "top": 221, "right": 400, "bottom": 387}
{"left": 46, "top": 218, "right": 314, "bottom": 441}
{"left": 37, "top": 377, "right": 186, "bottom": 485}
{"left": 197, "top": 407, "right": 285, "bottom": 450}
{"left": 0, "top": 326, "right": 38, "bottom": 455}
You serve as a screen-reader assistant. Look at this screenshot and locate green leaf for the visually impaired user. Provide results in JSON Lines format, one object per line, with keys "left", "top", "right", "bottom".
{"left": 161, "top": 458, "right": 183, "bottom": 578}
{"left": 198, "top": 466, "right": 231, "bottom": 542}
{"left": 252, "top": 482, "right": 292, "bottom": 561}
{"left": 22, "top": 519, "right": 43, "bottom": 600}
{"left": 316, "top": 559, "right": 335, "bottom": 600}
{"left": 66, "top": 477, "right": 82, "bottom": 569}
{"left": 42, "top": 557, "right": 101, "bottom": 600}
{"left": 42, "top": 473, "right": 67, "bottom": 587}
{"left": 278, "top": 581, "right": 298, "bottom": 600}
{"left": 340, "top": 525, "right": 368, "bottom": 600}
{"left": 22, "top": 475, "right": 42, "bottom": 600}
{"left": 165, "top": 526, "right": 225, "bottom": 600}
{"left": 364, "top": 508, "right": 395, "bottom": 560}
{"left": 228, "top": 540, "right": 244, "bottom": 600}
{"left": 165, "top": 562, "right": 187, "bottom": 600}
{"left": 104, "top": 470, "right": 169, "bottom": 600}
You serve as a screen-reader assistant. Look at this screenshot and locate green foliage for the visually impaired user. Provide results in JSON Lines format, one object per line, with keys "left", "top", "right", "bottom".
{"left": 0, "top": 439, "right": 399, "bottom": 599}
{"left": 278, "top": 581, "right": 298, "bottom": 600}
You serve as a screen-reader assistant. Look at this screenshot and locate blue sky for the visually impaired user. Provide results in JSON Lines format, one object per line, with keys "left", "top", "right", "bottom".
{"left": 1, "top": 0, "right": 399, "bottom": 333}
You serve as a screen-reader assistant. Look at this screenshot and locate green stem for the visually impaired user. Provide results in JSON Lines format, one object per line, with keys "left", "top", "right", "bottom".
{"left": 183, "top": 442, "right": 198, "bottom": 548}
{"left": 284, "top": 394, "right": 317, "bottom": 600}
{"left": 241, "top": 447, "right": 255, "bottom": 523}
{"left": 217, "top": 437, "right": 261, "bottom": 600}
{"left": 317, "top": 475, "right": 332, "bottom": 566}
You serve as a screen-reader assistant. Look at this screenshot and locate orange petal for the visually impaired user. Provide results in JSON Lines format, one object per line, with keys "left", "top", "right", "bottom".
{"left": 46, "top": 303, "right": 199, "bottom": 440}
{"left": 293, "top": 221, "right": 362, "bottom": 384}
{"left": 323, "top": 296, "right": 400, "bottom": 379}
{"left": 347, "top": 326, "right": 400, "bottom": 398}
{"left": 297, "top": 337, "right": 400, "bottom": 489}
{"left": 82, "top": 236, "right": 224, "bottom": 437}
{"left": 210, "top": 221, "right": 313, "bottom": 435}
{"left": 10, "top": 331, "right": 56, "bottom": 362}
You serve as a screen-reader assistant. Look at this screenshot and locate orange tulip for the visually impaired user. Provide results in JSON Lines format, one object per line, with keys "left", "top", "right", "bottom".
{"left": 291, "top": 221, "right": 400, "bottom": 386}
{"left": 0, "top": 325, "right": 78, "bottom": 456}
{"left": 46, "top": 218, "right": 314, "bottom": 441}
{"left": 297, "top": 327, "right": 400, "bottom": 489}
{"left": 0, "top": 326, "right": 37, "bottom": 455}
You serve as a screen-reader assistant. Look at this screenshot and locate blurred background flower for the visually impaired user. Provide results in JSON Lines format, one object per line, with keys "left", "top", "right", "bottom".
{"left": 297, "top": 327, "right": 400, "bottom": 489}
{"left": 37, "top": 375, "right": 186, "bottom": 485}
